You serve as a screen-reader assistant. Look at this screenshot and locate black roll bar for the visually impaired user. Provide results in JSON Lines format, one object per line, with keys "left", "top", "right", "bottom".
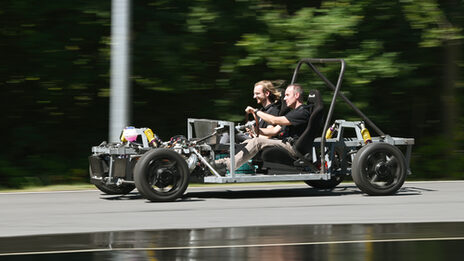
{"left": 290, "top": 58, "right": 385, "bottom": 174}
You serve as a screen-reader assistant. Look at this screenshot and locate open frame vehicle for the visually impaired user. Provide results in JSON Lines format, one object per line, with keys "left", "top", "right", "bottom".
{"left": 89, "top": 58, "right": 415, "bottom": 202}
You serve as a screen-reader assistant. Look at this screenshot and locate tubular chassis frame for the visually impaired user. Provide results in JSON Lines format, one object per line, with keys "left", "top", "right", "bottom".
{"left": 89, "top": 58, "right": 414, "bottom": 198}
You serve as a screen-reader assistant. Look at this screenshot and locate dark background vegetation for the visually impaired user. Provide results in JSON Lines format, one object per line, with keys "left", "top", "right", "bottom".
{"left": 1, "top": 0, "right": 463, "bottom": 188}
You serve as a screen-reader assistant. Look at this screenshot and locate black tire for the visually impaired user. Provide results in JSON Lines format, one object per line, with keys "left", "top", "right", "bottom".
{"left": 134, "top": 148, "right": 189, "bottom": 202}
{"left": 94, "top": 182, "right": 136, "bottom": 195}
{"left": 305, "top": 175, "right": 344, "bottom": 189}
{"left": 89, "top": 164, "right": 136, "bottom": 195}
{"left": 352, "top": 143, "right": 407, "bottom": 196}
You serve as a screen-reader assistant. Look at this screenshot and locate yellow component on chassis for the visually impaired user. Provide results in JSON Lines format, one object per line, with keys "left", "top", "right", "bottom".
{"left": 360, "top": 123, "right": 372, "bottom": 144}
{"left": 144, "top": 128, "right": 155, "bottom": 144}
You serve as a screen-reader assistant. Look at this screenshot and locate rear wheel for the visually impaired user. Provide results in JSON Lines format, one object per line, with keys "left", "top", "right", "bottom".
{"left": 305, "top": 175, "right": 344, "bottom": 189}
{"left": 305, "top": 147, "right": 345, "bottom": 189}
{"left": 134, "top": 149, "right": 189, "bottom": 202}
{"left": 352, "top": 143, "right": 406, "bottom": 196}
{"left": 94, "top": 182, "right": 136, "bottom": 195}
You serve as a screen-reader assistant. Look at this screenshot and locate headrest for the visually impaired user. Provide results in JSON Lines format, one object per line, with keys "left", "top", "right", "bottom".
{"left": 278, "top": 88, "right": 291, "bottom": 116}
{"left": 307, "top": 89, "right": 322, "bottom": 107}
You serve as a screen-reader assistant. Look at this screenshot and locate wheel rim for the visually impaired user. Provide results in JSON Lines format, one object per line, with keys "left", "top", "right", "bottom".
{"left": 363, "top": 149, "right": 401, "bottom": 190}
{"left": 147, "top": 157, "right": 182, "bottom": 194}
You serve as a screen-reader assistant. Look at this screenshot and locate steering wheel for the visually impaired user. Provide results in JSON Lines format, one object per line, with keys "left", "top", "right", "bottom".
{"left": 245, "top": 111, "right": 260, "bottom": 137}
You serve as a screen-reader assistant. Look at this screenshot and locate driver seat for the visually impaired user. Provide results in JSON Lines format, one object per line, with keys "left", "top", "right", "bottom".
{"left": 261, "top": 89, "right": 324, "bottom": 172}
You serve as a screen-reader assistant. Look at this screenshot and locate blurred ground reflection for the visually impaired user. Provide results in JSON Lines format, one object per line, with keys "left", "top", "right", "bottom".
{"left": 1, "top": 222, "right": 463, "bottom": 260}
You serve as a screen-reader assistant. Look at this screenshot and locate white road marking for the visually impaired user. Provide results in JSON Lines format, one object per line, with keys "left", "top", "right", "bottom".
{"left": 0, "top": 190, "right": 97, "bottom": 195}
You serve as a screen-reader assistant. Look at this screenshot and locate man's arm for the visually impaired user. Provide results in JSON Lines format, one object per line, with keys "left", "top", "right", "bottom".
{"left": 245, "top": 106, "right": 291, "bottom": 126}
{"left": 258, "top": 125, "right": 281, "bottom": 137}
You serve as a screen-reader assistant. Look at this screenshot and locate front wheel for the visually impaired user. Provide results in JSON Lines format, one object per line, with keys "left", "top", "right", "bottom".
{"left": 352, "top": 143, "right": 407, "bottom": 196}
{"left": 89, "top": 165, "right": 135, "bottom": 195}
{"left": 134, "top": 148, "right": 189, "bottom": 202}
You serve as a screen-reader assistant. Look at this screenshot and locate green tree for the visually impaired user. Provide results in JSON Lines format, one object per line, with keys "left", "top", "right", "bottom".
{"left": 1, "top": 0, "right": 463, "bottom": 188}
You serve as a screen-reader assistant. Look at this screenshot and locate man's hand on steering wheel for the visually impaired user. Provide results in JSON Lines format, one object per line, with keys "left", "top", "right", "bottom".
{"left": 245, "top": 106, "right": 260, "bottom": 137}
{"left": 245, "top": 106, "right": 257, "bottom": 114}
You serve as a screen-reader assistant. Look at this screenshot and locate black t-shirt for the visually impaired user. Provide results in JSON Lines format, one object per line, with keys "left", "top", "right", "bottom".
{"left": 258, "top": 102, "right": 280, "bottom": 128}
{"left": 280, "top": 105, "right": 311, "bottom": 140}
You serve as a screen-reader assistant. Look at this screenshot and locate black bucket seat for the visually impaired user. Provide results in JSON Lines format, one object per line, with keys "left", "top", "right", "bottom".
{"left": 261, "top": 89, "right": 324, "bottom": 172}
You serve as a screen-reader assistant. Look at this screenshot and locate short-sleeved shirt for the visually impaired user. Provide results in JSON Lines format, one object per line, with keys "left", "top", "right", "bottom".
{"left": 280, "top": 105, "right": 311, "bottom": 140}
{"left": 258, "top": 102, "right": 280, "bottom": 128}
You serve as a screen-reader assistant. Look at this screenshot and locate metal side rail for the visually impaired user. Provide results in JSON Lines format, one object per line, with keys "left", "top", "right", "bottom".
{"left": 204, "top": 173, "right": 329, "bottom": 183}
{"left": 313, "top": 136, "right": 415, "bottom": 147}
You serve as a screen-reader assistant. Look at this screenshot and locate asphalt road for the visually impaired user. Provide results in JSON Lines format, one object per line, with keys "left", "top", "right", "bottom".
{"left": 1, "top": 181, "right": 463, "bottom": 238}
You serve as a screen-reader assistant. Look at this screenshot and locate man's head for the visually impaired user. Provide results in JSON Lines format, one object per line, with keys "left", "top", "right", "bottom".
{"left": 253, "top": 80, "right": 281, "bottom": 106}
{"left": 284, "top": 84, "right": 304, "bottom": 109}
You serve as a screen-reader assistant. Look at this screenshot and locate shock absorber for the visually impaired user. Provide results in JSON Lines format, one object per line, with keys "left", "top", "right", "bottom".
{"left": 144, "top": 128, "right": 161, "bottom": 147}
{"left": 360, "top": 122, "right": 372, "bottom": 144}
{"left": 325, "top": 123, "right": 338, "bottom": 139}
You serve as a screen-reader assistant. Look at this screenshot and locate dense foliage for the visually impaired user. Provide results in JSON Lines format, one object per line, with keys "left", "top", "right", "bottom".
{"left": 1, "top": 0, "right": 463, "bottom": 188}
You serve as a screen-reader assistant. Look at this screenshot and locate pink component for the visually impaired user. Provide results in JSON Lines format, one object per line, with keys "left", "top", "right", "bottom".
{"left": 123, "top": 127, "right": 138, "bottom": 142}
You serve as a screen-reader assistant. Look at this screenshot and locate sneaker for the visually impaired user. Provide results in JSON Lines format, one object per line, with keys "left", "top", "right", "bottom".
{"left": 212, "top": 158, "right": 229, "bottom": 176}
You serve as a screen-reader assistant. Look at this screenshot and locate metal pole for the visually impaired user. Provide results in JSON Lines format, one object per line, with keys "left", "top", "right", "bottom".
{"left": 307, "top": 63, "right": 385, "bottom": 137}
{"left": 109, "top": 0, "right": 131, "bottom": 142}
{"left": 319, "top": 60, "right": 345, "bottom": 174}
{"left": 292, "top": 59, "right": 385, "bottom": 137}
{"left": 229, "top": 123, "right": 235, "bottom": 177}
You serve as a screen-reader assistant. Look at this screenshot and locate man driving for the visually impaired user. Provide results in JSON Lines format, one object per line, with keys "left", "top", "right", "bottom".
{"left": 215, "top": 84, "right": 311, "bottom": 172}
{"left": 220, "top": 80, "right": 281, "bottom": 143}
